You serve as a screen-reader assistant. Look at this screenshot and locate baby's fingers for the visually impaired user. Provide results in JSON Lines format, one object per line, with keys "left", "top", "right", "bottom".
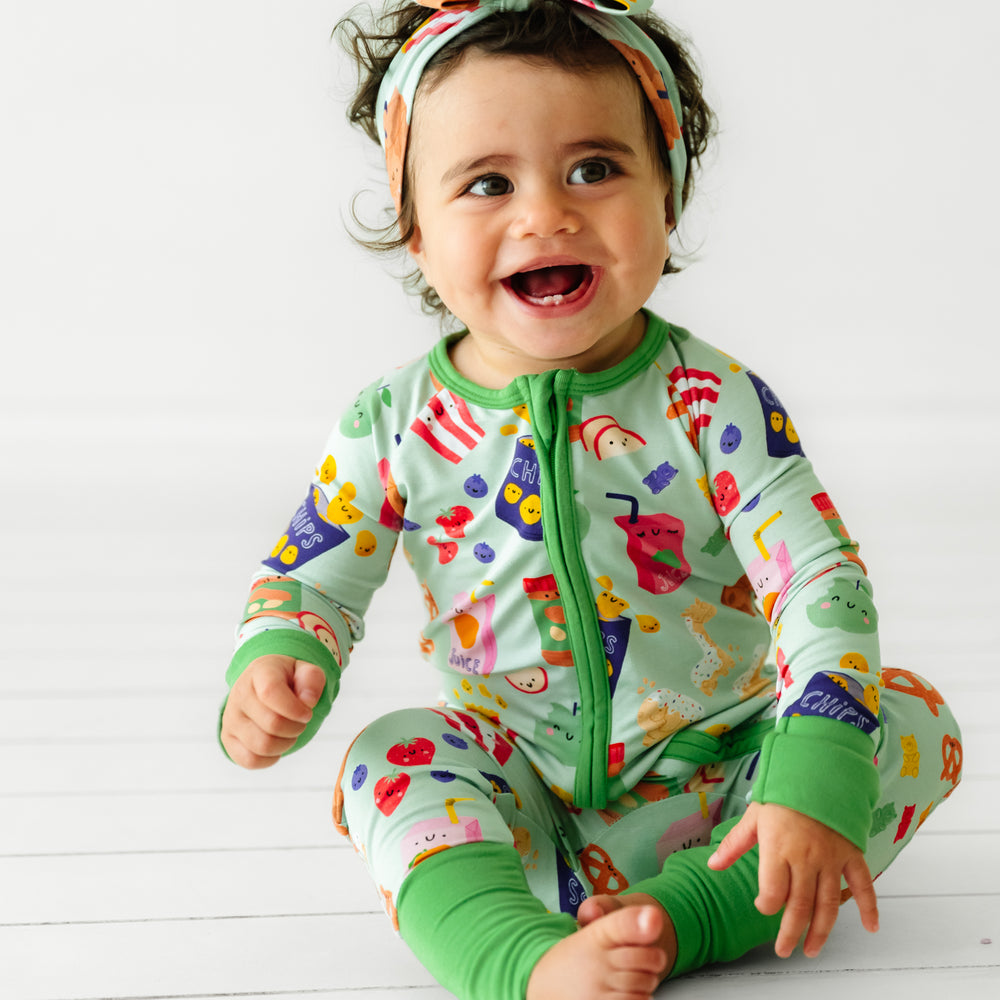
{"left": 243, "top": 690, "right": 310, "bottom": 742}
{"left": 222, "top": 710, "right": 298, "bottom": 769}
{"left": 770, "top": 868, "right": 813, "bottom": 958}
{"left": 755, "top": 847, "right": 791, "bottom": 918}
{"left": 252, "top": 663, "right": 314, "bottom": 725}
{"left": 707, "top": 806, "right": 759, "bottom": 870}
{"left": 800, "top": 872, "right": 845, "bottom": 958}
{"left": 844, "top": 854, "right": 880, "bottom": 934}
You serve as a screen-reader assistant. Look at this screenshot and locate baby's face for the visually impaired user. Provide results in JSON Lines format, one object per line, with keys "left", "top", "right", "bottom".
{"left": 406, "top": 51, "right": 672, "bottom": 387}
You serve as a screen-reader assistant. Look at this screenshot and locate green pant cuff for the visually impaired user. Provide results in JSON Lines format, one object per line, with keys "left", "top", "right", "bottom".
{"left": 397, "top": 842, "right": 576, "bottom": 1000}
{"left": 626, "top": 817, "right": 780, "bottom": 978}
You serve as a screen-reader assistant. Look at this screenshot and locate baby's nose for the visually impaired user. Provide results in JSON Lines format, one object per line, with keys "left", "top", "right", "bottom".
{"left": 510, "top": 186, "right": 581, "bottom": 239}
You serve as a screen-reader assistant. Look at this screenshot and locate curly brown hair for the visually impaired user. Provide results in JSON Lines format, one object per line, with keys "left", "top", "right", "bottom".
{"left": 334, "top": 1, "right": 716, "bottom": 321}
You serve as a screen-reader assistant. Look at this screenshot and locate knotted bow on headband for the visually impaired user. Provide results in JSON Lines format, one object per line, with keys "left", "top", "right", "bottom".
{"left": 375, "top": 0, "right": 687, "bottom": 224}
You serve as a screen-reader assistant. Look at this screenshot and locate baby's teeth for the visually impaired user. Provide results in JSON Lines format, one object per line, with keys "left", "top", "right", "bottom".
{"left": 539, "top": 294, "right": 564, "bottom": 305}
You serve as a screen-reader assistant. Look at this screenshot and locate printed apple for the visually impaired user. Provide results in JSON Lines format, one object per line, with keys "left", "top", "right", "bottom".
{"left": 505, "top": 666, "right": 549, "bottom": 694}
{"left": 386, "top": 737, "right": 436, "bottom": 767}
{"left": 374, "top": 773, "right": 411, "bottom": 816}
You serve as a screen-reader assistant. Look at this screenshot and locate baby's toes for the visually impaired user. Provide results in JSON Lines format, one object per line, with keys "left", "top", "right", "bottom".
{"left": 577, "top": 894, "right": 623, "bottom": 927}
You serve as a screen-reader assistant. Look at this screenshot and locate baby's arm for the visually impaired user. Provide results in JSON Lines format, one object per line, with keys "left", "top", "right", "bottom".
{"left": 688, "top": 347, "right": 884, "bottom": 956}
{"left": 708, "top": 802, "right": 879, "bottom": 958}
{"left": 221, "top": 654, "right": 328, "bottom": 769}
{"left": 220, "top": 376, "right": 403, "bottom": 764}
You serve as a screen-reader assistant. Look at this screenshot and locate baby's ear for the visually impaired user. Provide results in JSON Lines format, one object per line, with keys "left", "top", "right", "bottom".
{"left": 407, "top": 224, "right": 431, "bottom": 278}
{"left": 664, "top": 192, "right": 676, "bottom": 239}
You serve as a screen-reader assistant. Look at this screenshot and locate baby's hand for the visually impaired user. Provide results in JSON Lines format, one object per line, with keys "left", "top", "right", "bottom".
{"left": 708, "top": 802, "right": 878, "bottom": 959}
{"left": 220, "top": 655, "right": 326, "bottom": 769}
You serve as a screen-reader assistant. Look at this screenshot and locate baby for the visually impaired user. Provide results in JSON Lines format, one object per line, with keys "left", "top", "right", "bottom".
{"left": 219, "top": 3, "right": 962, "bottom": 998}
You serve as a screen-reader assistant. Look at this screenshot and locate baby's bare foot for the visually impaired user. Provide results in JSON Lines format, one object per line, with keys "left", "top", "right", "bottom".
{"left": 579, "top": 893, "right": 678, "bottom": 981}
{"left": 526, "top": 903, "right": 669, "bottom": 1000}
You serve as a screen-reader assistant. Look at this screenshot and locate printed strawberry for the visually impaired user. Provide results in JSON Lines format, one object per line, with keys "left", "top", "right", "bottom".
{"left": 374, "top": 773, "right": 410, "bottom": 816}
{"left": 428, "top": 536, "right": 459, "bottom": 563}
{"left": 386, "top": 737, "right": 436, "bottom": 767}
{"left": 435, "top": 505, "right": 474, "bottom": 538}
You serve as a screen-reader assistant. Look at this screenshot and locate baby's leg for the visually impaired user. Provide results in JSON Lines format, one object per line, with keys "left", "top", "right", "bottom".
{"left": 337, "top": 707, "right": 673, "bottom": 999}
{"left": 594, "top": 668, "right": 964, "bottom": 980}
{"left": 400, "top": 840, "right": 670, "bottom": 1000}
{"left": 862, "top": 668, "right": 963, "bottom": 875}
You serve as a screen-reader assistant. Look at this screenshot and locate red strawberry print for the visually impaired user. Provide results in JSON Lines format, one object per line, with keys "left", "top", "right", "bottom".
{"left": 386, "top": 737, "right": 436, "bottom": 767}
{"left": 436, "top": 505, "right": 474, "bottom": 539}
{"left": 374, "top": 773, "right": 410, "bottom": 816}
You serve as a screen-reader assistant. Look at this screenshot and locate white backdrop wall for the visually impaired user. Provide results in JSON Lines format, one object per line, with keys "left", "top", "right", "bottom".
{"left": 3, "top": 1, "right": 997, "bottom": 680}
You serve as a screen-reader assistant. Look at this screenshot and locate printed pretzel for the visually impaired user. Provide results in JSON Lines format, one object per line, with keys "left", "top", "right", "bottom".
{"left": 579, "top": 844, "right": 630, "bottom": 895}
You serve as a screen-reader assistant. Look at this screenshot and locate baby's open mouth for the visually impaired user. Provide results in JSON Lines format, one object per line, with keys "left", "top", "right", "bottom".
{"left": 504, "top": 264, "right": 594, "bottom": 305}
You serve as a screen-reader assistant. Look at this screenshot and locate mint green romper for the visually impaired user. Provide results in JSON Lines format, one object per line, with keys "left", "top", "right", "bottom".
{"left": 222, "top": 313, "right": 961, "bottom": 995}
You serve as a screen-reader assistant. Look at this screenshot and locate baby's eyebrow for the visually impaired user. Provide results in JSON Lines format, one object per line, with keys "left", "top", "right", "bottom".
{"left": 564, "top": 137, "right": 638, "bottom": 159}
{"left": 441, "top": 154, "right": 517, "bottom": 186}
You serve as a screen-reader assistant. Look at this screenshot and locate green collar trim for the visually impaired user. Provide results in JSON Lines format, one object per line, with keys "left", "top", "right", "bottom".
{"left": 428, "top": 310, "right": 668, "bottom": 408}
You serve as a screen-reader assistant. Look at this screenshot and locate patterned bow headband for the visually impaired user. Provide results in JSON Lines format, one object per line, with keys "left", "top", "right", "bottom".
{"left": 375, "top": 0, "right": 687, "bottom": 224}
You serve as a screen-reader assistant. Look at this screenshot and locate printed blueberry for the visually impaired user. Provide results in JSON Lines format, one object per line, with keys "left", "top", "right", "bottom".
{"left": 430, "top": 769, "right": 457, "bottom": 783}
{"left": 351, "top": 764, "right": 368, "bottom": 791}
{"left": 473, "top": 542, "right": 495, "bottom": 564}
{"left": 464, "top": 473, "right": 489, "bottom": 498}
{"left": 720, "top": 423, "right": 742, "bottom": 454}
{"left": 741, "top": 493, "right": 761, "bottom": 513}
{"left": 442, "top": 733, "right": 468, "bottom": 750}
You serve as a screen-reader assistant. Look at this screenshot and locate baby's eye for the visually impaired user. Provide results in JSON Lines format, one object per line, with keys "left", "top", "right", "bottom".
{"left": 568, "top": 159, "right": 615, "bottom": 185}
{"left": 467, "top": 174, "right": 513, "bottom": 197}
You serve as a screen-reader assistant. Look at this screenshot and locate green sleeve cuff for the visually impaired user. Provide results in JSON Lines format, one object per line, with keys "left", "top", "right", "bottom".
{"left": 218, "top": 628, "right": 343, "bottom": 761}
{"left": 751, "top": 715, "right": 879, "bottom": 851}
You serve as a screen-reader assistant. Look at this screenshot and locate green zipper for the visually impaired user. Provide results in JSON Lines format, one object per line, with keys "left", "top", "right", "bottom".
{"left": 525, "top": 369, "right": 611, "bottom": 808}
{"left": 426, "top": 317, "right": 674, "bottom": 809}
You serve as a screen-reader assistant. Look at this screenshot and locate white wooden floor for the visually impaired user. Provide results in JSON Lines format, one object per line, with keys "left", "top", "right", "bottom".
{"left": 2, "top": 401, "right": 998, "bottom": 1000}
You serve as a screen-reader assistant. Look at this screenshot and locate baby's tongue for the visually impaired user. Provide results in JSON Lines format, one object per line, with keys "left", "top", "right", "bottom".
{"left": 517, "top": 265, "right": 584, "bottom": 298}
